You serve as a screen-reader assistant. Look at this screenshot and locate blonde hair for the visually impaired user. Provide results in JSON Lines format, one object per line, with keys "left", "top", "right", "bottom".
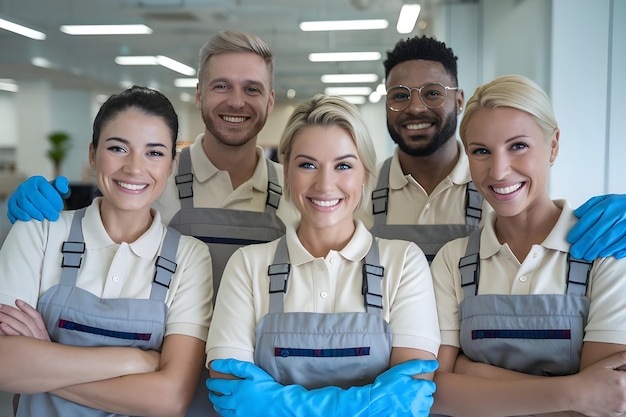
{"left": 459, "top": 75, "right": 558, "bottom": 146}
{"left": 278, "top": 94, "right": 377, "bottom": 215}
{"left": 198, "top": 30, "right": 274, "bottom": 88}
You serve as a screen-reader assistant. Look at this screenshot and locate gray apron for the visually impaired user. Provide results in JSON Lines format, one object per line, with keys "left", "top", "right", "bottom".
{"left": 17, "top": 207, "right": 180, "bottom": 417}
{"left": 254, "top": 237, "right": 393, "bottom": 390}
{"left": 458, "top": 228, "right": 592, "bottom": 376}
{"left": 370, "top": 157, "right": 483, "bottom": 263}
{"left": 168, "top": 146, "right": 287, "bottom": 416}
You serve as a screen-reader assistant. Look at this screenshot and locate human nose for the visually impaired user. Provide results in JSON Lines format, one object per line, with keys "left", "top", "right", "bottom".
{"left": 226, "top": 88, "right": 245, "bottom": 109}
{"left": 405, "top": 88, "right": 428, "bottom": 113}
{"left": 489, "top": 152, "right": 511, "bottom": 180}
{"left": 313, "top": 167, "right": 334, "bottom": 192}
{"left": 123, "top": 152, "right": 143, "bottom": 175}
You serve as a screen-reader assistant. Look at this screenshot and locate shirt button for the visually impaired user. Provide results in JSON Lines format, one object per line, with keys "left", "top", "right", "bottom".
{"left": 519, "top": 275, "right": 527, "bottom": 282}
{"left": 425, "top": 203, "right": 431, "bottom": 209}
{"left": 320, "top": 291, "right": 328, "bottom": 299}
{"left": 112, "top": 275, "right": 120, "bottom": 283}
{"left": 329, "top": 258, "right": 336, "bottom": 265}
{"left": 532, "top": 252, "right": 539, "bottom": 258}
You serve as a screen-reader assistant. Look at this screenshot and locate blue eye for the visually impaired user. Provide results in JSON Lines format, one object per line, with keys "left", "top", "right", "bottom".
{"left": 511, "top": 142, "right": 528, "bottom": 150}
{"left": 471, "top": 148, "right": 489, "bottom": 155}
{"left": 299, "top": 162, "right": 316, "bottom": 169}
{"left": 337, "top": 163, "right": 352, "bottom": 170}
{"left": 107, "top": 145, "right": 127, "bottom": 153}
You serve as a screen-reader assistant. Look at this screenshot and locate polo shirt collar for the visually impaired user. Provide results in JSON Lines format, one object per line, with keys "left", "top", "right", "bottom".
{"left": 82, "top": 198, "right": 166, "bottom": 260}
{"left": 189, "top": 133, "right": 268, "bottom": 192}
{"left": 285, "top": 220, "right": 373, "bottom": 266}
{"left": 388, "top": 140, "right": 472, "bottom": 190}
{"left": 480, "top": 199, "right": 573, "bottom": 259}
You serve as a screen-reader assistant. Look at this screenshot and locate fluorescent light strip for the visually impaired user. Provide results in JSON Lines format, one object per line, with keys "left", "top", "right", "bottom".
{"left": 321, "top": 73, "right": 379, "bottom": 83}
{"left": 324, "top": 86, "right": 373, "bottom": 96}
{"left": 300, "top": 19, "right": 388, "bottom": 31}
{"left": 0, "top": 17, "right": 46, "bottom": 40}
{"left": 397, "top": 4, "right": 421, "bottom": 34}
{"left": 115, "top": 56, "right": 196, "bottom": 76}
{"left": 309, "top": 52, "right": 382, "bottom": 62}
{"left": 174, "top": 78, "right": 199, "bottom": 88}
{"left": 0, "top": 79, "right": 18, "bottom": 92}
{"left": 60, "top": 24, "right": 152, "bottom": 35}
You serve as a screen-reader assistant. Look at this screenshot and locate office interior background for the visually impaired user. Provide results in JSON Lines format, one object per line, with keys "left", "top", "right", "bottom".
{"left": 0, "top": 0, "right": 624, "bottom": 413}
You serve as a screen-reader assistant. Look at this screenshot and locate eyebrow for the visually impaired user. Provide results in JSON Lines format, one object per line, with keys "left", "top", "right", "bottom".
{"left": 294, "top": 153, "right": 359, "bottom": 161}
{"left": 467, "top": 134, "right": 530, "bottom": 147}
{"left": 104, "top": 137, "right": 169, "bottom": 149}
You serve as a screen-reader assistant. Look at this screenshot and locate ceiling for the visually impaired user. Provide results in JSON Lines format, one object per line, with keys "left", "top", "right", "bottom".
{"left": 0, "top": 0, "right": 470, "bottom": 104}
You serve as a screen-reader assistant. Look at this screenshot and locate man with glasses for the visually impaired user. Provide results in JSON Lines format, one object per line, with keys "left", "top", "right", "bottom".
{"left": 365, "top": 35, "right": 626, "bottom": 262}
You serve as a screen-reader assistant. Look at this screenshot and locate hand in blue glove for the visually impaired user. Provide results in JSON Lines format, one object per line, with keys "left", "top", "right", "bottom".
{"left": 7, "top": 176, "right": 69, "bottom": 223}
{"left": 568, "top": 194, "right": 626, "bottom": 260}
{"left": 207, "top": 358, "right": 438, "bottom": 417}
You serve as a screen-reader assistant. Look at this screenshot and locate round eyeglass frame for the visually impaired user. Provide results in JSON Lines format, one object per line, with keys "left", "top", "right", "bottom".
{"left": 385, "top": 83, "right": 459, "bottom": 111}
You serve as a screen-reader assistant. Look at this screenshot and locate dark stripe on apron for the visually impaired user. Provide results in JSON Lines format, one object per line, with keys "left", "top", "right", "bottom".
{"left": 274, "top": 347, "right": 371, "bottom": 358}
{"left": 58, "top": 319, "right": 152, "bottom": 341}
{"left": 471, "top": 329, "right": 571, "bottom": 340}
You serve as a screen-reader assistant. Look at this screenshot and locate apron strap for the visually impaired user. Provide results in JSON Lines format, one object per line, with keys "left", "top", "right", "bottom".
{"left": 362, "top": 237, "right": 384, "bottom": 314}
{"left": 371, "top": 158, "right": 392, "bottom": 226}
{"left": 459, "top": 227, "right": 482, "bottom": 299}
{"left": 175, "top": 146, "right": 194, "bottom": 208}
{"left": 566, "top": 255, "right": 593, "bottom": 296}
{"left": 267, "top": 236, "right": 385, "bottom": 314}
{"left": 150, "top": 227, "right": 181, "bottom": 301}
{"left": 265, "top": 159, "right": 282, "bottom": 213}
{"left": 268, "top": 237, "right": 290, "bottom": 314}
{"left": 465, "top": 182, "right": 483, "bottom": 227}
{"left": 60, "top": 208, "right": 87, "bottom": 286}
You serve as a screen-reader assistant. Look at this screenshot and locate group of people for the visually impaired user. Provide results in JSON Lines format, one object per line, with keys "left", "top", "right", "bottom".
{"left": 2, "top": 29, "right": 626, "bottom": 417}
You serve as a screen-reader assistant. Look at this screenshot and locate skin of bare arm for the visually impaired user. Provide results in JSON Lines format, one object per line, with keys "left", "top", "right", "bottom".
{"left": 431, "top": 344, "right": 626, "bottom": 417}
{"left": 0, "top": 335, "right": 159, "bottom": 393}
{"left": 51, "top": 334, "right": 205, "bottom": 417}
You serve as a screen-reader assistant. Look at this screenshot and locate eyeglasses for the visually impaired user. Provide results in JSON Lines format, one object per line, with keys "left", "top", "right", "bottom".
{"left": 386, "top": 83, "right": 459, "bottom": 111}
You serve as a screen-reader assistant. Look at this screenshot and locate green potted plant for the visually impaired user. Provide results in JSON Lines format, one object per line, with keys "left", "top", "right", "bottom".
{"left": 47, "top": 131, "right": 72, "bottom": 178}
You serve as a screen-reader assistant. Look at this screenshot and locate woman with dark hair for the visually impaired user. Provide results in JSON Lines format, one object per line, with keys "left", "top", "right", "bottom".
{"left": 0, "top": 86, "right": 213, "bottom": 417}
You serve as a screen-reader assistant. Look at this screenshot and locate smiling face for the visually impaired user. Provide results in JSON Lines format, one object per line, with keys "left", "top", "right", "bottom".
{"left": 284, "top": 125, "right": 367, "bottom": 239}
{"left": 196, "top": 51, "right": 275, "bottom": 148}
{"left": 90, "top": 107, "right": 174, "bottom": 215}
{"left": 385, "top": 59, "right": 463, "bottom": 157}
{"left": 464, "top": 107, "right": 559, "bottom": 218}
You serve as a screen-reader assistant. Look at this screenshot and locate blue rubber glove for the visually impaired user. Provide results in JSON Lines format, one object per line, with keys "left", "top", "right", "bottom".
{"left": 207, "top": 358, "right": 438, "bottom": 417}
{"left": 7, "top": 176, "right": 69, "bottom": 223}
{"left": 568, "top": 194, "right": 626, "bottom": 260}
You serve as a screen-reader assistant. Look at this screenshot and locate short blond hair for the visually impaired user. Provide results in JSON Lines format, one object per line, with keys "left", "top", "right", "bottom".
{"left": 198, "top": 30, "right": 274, "bottom": 88}
{"left": 460, "top": 75, "right": 558, "bottom": 146}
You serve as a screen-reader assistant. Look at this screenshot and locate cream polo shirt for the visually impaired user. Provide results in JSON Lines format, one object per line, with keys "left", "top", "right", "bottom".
{"left": 360, "top": 141, "right": 491, "bottom": 228}
{"left": 155, "top": 133, "right": 299, "bottom": 227}
{"left": 206, "top": 220, "right": 441, "bottom": 365}
{"left": 431, "top": 200, "right": 626, "bottom": 348}
{"left": 0, "top": 198, "right": 213, "bottom": 341}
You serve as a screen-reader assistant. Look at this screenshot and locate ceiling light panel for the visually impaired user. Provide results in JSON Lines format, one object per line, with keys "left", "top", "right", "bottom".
{"left": 0, "top": 15, "right": 46, "bottom": 40}
{"left": 321, "top": 74, "right": 379, "bottom": 83}
{"left": 309, "top": 52, "right": 382, "bottom": 62}
{"left": 60, "top": 24, "right": 153, "bottom": 35}
{"left": 300, "top": 19, "right": 388, "bottom": 31}
{"left": 324, "top": 86, "right": 373, "bottom": 96}
{"left": 397, "top": 4, "right": 421, "bottom": 34}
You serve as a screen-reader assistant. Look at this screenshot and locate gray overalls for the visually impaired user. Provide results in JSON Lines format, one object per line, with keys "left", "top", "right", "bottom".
{"left": 370, "top": 157, "right": 483, "bottom": 262}
{"left": 458, "top": 228, "right": 592, "bottom": 376}
{"left": 168, "top": 146, "right": 287, "bottom": 416}
{"left": 254, "top": 236, "right": 393, "bottom": 389}
{"left": 17, "top": 207, "right": 180, "bottom": 417}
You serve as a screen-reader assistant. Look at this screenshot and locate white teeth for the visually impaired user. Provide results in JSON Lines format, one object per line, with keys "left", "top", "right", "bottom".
{"left": 222, "top": 116, "right": 246, "bottom": 123}
{"left": 492, "top": 183, "right": 522, "bottom": 195}
{"left": 311, "top": 198, "right": 340, "bottom": 207}
{"left": 117, "top": 181, "right": 147, "bottom": 191}
{"left": 405, "top": 122, "right": 432, "bottom": 130}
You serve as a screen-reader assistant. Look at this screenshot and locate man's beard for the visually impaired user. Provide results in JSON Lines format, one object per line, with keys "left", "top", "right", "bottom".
{"left": 388, "top": 111, "right": 458, "bottom": 157}
{"left": 201, "top": 107, "right": 265, "bottom": 148}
